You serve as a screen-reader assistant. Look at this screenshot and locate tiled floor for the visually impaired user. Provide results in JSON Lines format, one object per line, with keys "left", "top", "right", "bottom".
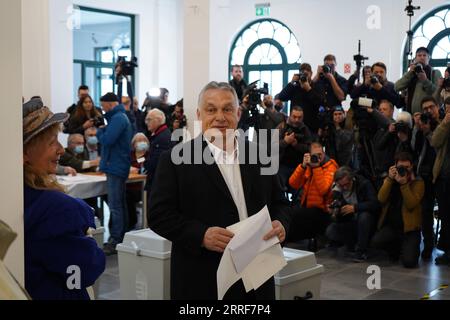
{"left": 96, "top": 241, "right": 450, "bottom": 300}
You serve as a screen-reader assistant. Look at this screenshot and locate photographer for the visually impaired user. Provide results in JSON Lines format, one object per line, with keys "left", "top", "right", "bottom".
{"left": 63, "top": 94, "right": 104, "bottom": 135}
{"left": 326, "top": 167, "right": 380, "bottom": 262}
{"left": 319, "top": 105, "right": 354, "bottom": 167}
{"left": 430, "top": 104, "right": 450, "bottom": 265}
{"left": 312, "top": 54, "right": 348, "bottom": 109}
{"left": 433, "top": 66, "right": 450, "bottom": 106}
{"left": 287, "top": 142, "right": 338, "bottom": 242}
{"left": 395, "top": 47, "right": 442, "bottom": 114}
{"left": 351, "top": 62, "right": 402, "bottom": 108}
{"left": 411, "top": 97, "right": 439, "bottom": 260}
{"left": 229, "top": 65, "right": 247, "bottom": 102}
{"left": 372, "top": 152, "right": 424, "bottom": 268}
{"left": 278, "top": 106, "right": 312, "bottom": 193}
{"left": 347, "top": 66, "right": 371, "bottom": 98}
{"left": 278, "top": 63, "right": 325, "bottom": 134}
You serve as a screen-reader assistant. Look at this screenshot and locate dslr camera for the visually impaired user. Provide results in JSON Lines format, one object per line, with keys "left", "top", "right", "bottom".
{"left": 310, "top": 153, "right": 321, "bottom": 164}
{"left": 329, "top": 191, "right": 351, "bottom": 223}
{"left": 370, "top": 75, "right": 381, "bottom": 85}
{"left": 414, "top": 63, "right": 424, "bottom": 75}
{"left": 245, "top": 81, "right": 269, "bottom": 108}
{"left": 92, "top": 116, "right": 103, "bottom": 127}
{"left": 396, "top": 165, "right": 408, "bottom": 178}
{"left": 319, "top": 64, "right": 333, "bottom": 79}
{"left": 115, "top": 56, "right": 138, "bottom": 84}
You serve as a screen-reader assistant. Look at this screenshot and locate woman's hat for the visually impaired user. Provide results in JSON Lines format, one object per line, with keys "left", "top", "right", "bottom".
{"left": 23, "top": 98, "right": 69, "bottom": 145}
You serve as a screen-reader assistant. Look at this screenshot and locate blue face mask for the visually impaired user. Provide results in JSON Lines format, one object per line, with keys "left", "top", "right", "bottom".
{"left": 87, "top": 136, "right": 98, "bottom": 146}
{"left": 136, "top": 142, "right": 149, "bottom": 153}
{"left": 74, "top": 145, "right": 85, "bottom": 154}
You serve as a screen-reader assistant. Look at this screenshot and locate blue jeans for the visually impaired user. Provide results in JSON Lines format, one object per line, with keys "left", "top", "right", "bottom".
{"left": 106, "top": 174, "right": 128, "bottom": 245}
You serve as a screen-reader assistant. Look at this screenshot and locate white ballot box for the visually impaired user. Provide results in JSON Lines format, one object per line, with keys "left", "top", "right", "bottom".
{"left": 275, "top": 248, "right": 324, "bottom": 300}
{"left": 116, "top": 229, "right": 171, "bottom": 300}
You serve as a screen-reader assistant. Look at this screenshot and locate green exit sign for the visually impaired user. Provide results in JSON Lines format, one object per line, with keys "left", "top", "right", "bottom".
{"left": 255, "top": 3, "right": 270, "bottom": 17}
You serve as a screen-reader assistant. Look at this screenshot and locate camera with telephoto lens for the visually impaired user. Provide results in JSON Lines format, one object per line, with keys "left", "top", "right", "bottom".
{"left": 414, "top": 63, "right": 424, "bottom": 75}
{"left": 245, "top": 81, "right": 269, "bottom": 109}
{"left": 329, "top": 191, "right": 351, "bottom": 223}
{"left": 394, "top": 121, "right": 410, "bottom": 134}
{"left": 396, "top": 166, "right": 408, "bottom": 178}
{"left": 115, "top": 56, "right": 138, "bottom": 84}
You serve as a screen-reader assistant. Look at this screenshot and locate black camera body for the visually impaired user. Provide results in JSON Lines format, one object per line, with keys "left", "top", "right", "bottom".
{"left": 246, "top": 81, "right": 269, "bottom": 108}
{"left": 414, "top": 63, "right": 424, "bottom": 74}
{"left": 329, "top": 191, "right": 351, "bottom": 223}
{"left": 310, "top": 154, "right": 321, "bottom": 164}
{"left": 370, "top": 75, "right": 380, "bottom": 85}
{"left": 322, "top": 64, "right": 332, "bottom": 74}
{"left": 394, "top": 121, "right": 410, "bottom": 134}
{"left": 285, "top": 123, "right": 305, "bottom": 142}
{"left": 93, "top": 116, "right": 103, "bottom": 127}
{"left": 396, "top": 166, "right": 408, "bottom": 177}
{"left": 116, "top": 56, "right": 138, "bottom": 84}
{"left": 299, "top": 71, "right": 308, "bottom": 83}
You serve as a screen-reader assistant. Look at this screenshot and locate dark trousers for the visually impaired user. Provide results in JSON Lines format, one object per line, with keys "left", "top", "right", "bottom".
{"left": 277, "top": 165, "right": 298, "bottom": 200}
{"left": 371, "top": 226, "right": 421, "bottom": 268}
{"left": 126, "top": 187, "right": 142, "bottom": 231}
{"left": 287, "top": 206, "right": 331, "bottom": 241}
{"left": 436, "top": 178, "right": 450, "bottom": 253}
{"left": 421, "top": 178, "right": 436, "bottom": 251}
{"left": 326, "top": 211, "right": 375, "bottom": 253}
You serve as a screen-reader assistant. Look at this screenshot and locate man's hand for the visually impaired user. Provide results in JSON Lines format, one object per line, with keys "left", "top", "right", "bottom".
{"left": 388, "top": 165, "right": 397, "bottom": 180}
{"left": 292, "top": 74, "right": 300, "bottom": 83}
{"left": 417, "top": 71, "right": 427, "bottom": 82}
{"left": 90, "top": 159, "right": 100, "bottom": 168}
{"left": 202, "top": 227, "right": 234, "bottom": 253}
{"left": 397, "top": 131, "right": 409, "bottom": 142}
{"left": 130, "top": 167, "right": 139, "bottom": 174}
{"left": 443, "top": 112, "right": 450, "bottom": 125}
{"left": 300, "top": 80, "right": 311, "bottom": 92}
{"left": 388, "top": 123, "right": 396, "bottom": 133}
{"left": 395, "top": 173, "right": 408, "bottom": 185}
{"left": 83, "top": 119, "right": 94, "bottom": 129}
{"left": 372, "top": 82, "right": 383, "bottom": 91}
{"left": 408, "top": 63, "right": 416, "bottom": 73}
{"left": 341, "top": 205, "right": 355, "bottom": 216}
{"left": 302, "top": 153, "right": 311, "bottom": 168}
{"left": 284, "top": 132, "right": 297, "bottom": 145}
{"left": 263, "top": 220, "right": 286, "bottom": 243}
{"left": 64, "top": 166, "right": 77, "bottom": 176}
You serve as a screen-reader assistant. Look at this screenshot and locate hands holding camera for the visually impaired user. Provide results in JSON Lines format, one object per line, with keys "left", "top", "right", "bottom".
{"left": 302, "top": 153, "right": 320, "bottom": 168}
{"left": 443, "top": 112, "right": 450, "bottom": 125}
{"left": 83, "top": 119, "right": 95, "bottom": 130}
{"left": 409, "top": 63, "right": 427, "bottom": 82}
{"left": 389, "top": 165, "right": 408, "bottom": 185}
{"left": 284, "top": 132, "right": 298, "bottom": 146}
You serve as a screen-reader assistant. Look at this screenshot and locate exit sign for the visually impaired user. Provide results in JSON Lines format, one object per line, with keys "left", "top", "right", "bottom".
{"left": 256, "top": 3, "right": 270, "bottom": 17}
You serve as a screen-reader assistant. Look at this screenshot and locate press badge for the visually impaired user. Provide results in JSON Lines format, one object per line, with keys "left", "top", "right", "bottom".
{"left": 137, "top": 157, "right": 146, "bottom": 164}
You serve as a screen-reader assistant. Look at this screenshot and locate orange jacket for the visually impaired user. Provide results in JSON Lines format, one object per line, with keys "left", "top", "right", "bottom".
{"left": 289, "top": 158, "right": 339, "bottom": 211}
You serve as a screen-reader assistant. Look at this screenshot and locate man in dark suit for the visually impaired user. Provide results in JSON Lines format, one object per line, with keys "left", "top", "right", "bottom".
{"left": 148, "top": 81, "right": 291, "bottom": 300}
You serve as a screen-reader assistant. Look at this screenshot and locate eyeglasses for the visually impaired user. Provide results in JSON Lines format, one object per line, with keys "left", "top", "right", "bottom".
{"left": 422, "top": 105, "right": 435, "bottom": 112}
{"left": 145, "top": 118, "right": 154, "bottom": 124}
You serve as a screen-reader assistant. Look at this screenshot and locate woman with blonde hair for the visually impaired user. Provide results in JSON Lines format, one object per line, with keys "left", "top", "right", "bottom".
{"left": 23, "top": 98, "right": 105, "bottom": 300}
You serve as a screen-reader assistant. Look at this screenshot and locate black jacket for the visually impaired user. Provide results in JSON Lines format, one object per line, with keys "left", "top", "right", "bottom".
{"left": 277, "top": 82, "right": 324, "bottom": 133}
{"left": 351, "top": 81, "right": 403, "bottom": 108}
{"left": 148, "top": 136, "right": 291, "bottom": 299}
{"left": 314, "top": 72, "right": 348, "bottom": 109}
{"left": 279, "top": 122, "right": 312, "bottom": 168}
{"left": 229, "top": 79, "right": 247, "bottom": 102}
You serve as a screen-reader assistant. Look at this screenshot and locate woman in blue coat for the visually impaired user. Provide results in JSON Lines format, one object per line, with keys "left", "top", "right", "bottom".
{"left": 22, "top": 98, "right": 105, "bottom": 300}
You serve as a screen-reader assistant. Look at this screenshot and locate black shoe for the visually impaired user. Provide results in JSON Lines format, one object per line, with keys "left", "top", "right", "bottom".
{"left": 421, "top": 248, "right": 433, "bottom": 261}
{"left": 435, "top": 253, "right": 450, "bottom": 266}
{"left": 103, "top": 242, "right": 117, "bottom": 256}
{"left": 352, "top": 251, "right": 368, "bottom": 263}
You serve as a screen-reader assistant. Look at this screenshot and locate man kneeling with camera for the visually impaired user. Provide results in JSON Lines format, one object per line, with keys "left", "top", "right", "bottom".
{"left": 371, "top": 152, "right": 424, "bottom": 268}
{"left": 325, "top": 167, "right": 380, "bottom": 262}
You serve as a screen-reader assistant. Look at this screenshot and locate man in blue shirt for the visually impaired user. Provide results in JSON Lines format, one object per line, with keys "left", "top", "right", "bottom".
{"left": 97, "top": 92, "right": 133, "bottom": 255}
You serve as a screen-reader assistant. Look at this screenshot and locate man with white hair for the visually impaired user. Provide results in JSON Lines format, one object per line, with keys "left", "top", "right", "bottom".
{"left": 144, "top": 108, "right": 173, "bottom": 193}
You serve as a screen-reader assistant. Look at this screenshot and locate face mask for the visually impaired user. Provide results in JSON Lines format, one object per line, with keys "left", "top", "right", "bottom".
{"left": 136, "top": 142, "right": 149, "bottom": 152}
{"left": 87, "top": 136, "right": 98, "bottom": 146}
{"left": 74, "top": 145, "right": 85, "bottom": 154}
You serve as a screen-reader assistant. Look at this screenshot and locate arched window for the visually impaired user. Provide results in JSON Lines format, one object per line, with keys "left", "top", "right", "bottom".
{"left": 229, "top": 19, "right": 301, "bottom": 97}
{"left": 403, "top": 4, "right": 450, "bottom": 75}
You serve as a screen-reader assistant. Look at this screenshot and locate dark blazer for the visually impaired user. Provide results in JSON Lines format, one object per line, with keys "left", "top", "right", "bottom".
{"left": 147, "top": 136, "right": 291, "bottom": 300}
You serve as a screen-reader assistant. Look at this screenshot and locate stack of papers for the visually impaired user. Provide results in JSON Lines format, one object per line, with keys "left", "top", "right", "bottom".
{"left": 217, "top": 206, "right": 287, "bottom": 299}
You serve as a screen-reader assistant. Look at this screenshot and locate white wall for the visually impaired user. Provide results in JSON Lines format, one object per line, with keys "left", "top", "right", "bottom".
{"left": 209, "top": 0, "right": 446, "bottom": 86}
{"left": 0, "top": 0, "right": 24, "bottom": 284}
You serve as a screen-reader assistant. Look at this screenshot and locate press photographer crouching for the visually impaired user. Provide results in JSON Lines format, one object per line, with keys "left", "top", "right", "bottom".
{"left": 287, "top": 142, "right": 338, "bottom": 245}
{"left": 351, "top": 62, "right": 403, "bottom": 108}
{"left": 371, "top": 152, "right": 424, "bottom": 268}
{"left": 277, "top": 63, "right": 325, "bottom": 134}
{"left": 325, "top": 167, "right": 380, "bottom": 262}
{"left": 278, "top": 106, "right": 313, "bottom": 195}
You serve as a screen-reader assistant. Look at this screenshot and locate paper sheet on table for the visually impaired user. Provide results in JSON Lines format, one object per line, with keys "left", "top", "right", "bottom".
{"left": 217, "top": 206, "right": 287, "bottom": 299}
{"left": 57, "top": 174, "right": 106, "bottom": 184}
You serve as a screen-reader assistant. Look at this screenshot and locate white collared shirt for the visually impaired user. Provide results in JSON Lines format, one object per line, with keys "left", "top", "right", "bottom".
{"left": 206, "top": 137, "right": 248, "bottom": 221}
